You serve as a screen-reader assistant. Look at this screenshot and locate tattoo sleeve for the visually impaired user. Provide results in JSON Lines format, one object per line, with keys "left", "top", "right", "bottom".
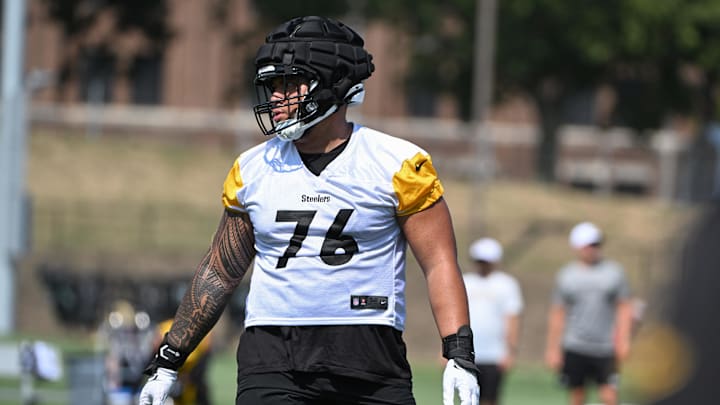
{"left": 167, "top": 209, "right": 255, "bottom": 352}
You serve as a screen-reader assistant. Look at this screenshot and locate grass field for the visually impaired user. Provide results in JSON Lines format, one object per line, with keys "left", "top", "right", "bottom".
{"left": 21, "top": 129, "right": 697, "bottom": 362}
{"left": 0, "top": 346, "right": 622, "bottom": 405}
{"left": 0, "top": 332, "right": 645, "bottom": 405}
{"left": 6, "top": 129, "right": 695, "bottom": 404}
{"left": 206, "top": 351, "right": 572, "bottom": 405}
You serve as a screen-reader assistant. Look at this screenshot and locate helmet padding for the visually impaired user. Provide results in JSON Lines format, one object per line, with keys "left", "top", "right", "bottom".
{"left": 253, "top": 16, "right": 375, "bottom": 140}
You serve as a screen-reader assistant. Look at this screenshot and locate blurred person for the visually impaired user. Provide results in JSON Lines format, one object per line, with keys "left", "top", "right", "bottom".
{"left": 463, "top": 238, "right": 524, "bottom": 405}
{"left": 99, "top": 300, "right": 154, "bottom": 405}
{"left": 138, "top": 16, "right": 478, "bottom": 405}
{"left": 544, "top": 222, "right": 633, "bottom": 405}
{"left": 150, "top": 319, "right": 213, "bottom": 405}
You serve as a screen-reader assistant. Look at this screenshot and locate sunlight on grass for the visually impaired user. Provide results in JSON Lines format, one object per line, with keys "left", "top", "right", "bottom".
{"left": 208, "top": 351, "right": 608, "bottom": 405}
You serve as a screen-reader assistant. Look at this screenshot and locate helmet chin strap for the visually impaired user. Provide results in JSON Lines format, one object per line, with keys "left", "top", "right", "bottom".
{"left": 275, "top": 104, "right": 339, "bottom": 142}
{"left": 274, "top": 83, "right": 365, "bottom": 142}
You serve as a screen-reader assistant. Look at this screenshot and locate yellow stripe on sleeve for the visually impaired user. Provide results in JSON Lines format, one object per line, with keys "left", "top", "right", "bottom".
{"left": 392, "top": 152, "right": 444, "bottom": 216}
{"left": 222, "top": 160, "right": 244, "bottom": 211}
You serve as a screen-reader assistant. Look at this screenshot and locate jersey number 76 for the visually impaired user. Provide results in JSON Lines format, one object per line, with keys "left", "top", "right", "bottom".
{"left": 275, "top": 209, "right": 359, "bottom": 268}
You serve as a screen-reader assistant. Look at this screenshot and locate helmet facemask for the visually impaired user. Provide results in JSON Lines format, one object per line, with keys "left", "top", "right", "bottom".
{"left": 251, "top": 16, "right": 375, "bottom": 142}
{"left": 253, "top": 66, "right": 336, "bottom": 142}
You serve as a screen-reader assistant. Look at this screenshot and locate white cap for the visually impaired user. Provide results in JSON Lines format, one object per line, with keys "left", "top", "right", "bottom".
{"left": 469, "top": 238, "right": 503, "bottom": 263}
{"left": 569, "top": 221, "right": 603, "bottom": 249}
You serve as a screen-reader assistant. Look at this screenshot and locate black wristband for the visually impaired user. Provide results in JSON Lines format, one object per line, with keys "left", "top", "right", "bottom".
{"left": 442, "top": 325, "right": 475, "bottom": 363}
{"left": 143, "top": 333, "right": 188, "bottom": 375}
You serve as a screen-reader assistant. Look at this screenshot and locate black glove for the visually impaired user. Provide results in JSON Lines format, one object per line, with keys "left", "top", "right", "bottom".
{"left": 144, "top": 333, "right": 189, "bottom": 375}
{"left": 442, "top": 325, "right": 480, "bottom": 404}
{"left": 442, "top": 325, "right": 479, "bottom": 373}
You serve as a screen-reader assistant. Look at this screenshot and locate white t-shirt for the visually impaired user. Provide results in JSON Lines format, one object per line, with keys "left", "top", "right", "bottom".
{"left": 463, "top": 271, "right": 523, "bottom": 364}
{"left": 222, "top": 124, "right": 444, "bottom": 331}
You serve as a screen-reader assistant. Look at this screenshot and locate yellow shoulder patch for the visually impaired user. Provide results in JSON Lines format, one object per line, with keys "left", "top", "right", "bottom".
{"left": 392, "top": 152, "right": 444, "bottom": 216}
{"left": 222, "top": 160, "right": 244, "bottom": 210}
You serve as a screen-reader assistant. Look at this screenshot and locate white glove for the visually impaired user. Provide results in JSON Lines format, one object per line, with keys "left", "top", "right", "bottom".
{"left": 443, "top": 359, "right": 480, "bottom": 405}
{"left": 138, "top": 367, "right": 178, "bottom": 405}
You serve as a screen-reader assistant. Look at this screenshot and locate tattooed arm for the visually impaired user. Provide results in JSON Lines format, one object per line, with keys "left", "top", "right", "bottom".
{"left": 166, "top": 209, "right": 255, "bottom": 353}
{"left": 139, "top": 210, "right": 254, "bottom": 404}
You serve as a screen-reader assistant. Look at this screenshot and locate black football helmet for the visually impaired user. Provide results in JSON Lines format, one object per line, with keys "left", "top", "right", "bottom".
{"left": 253, "top": 16, "right": 375, "bottom": 141}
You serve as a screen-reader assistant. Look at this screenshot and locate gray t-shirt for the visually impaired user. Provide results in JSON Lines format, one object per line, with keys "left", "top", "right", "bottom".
{"left": 552, "top": 259, "right": 630, "bottom": 356}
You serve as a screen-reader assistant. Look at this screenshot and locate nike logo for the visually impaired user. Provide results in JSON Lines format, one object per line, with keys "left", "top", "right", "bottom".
{"left": 415, "top": 160, "right": 426, "bottom": 171}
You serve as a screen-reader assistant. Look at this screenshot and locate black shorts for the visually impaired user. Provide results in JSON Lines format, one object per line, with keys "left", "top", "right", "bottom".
{"left": 560, "top": 350, "right": 617, "bottom": 388}
{"left": 235, "top": 325, "right": 414, "bottom": 404}
{"left": 236, "top": 325, "right": 412, "bottom": 382}
{"left": 236, "top": 371, "right": 415, "bottom": 405}
{"left": 475, "top": 364, "right": 503, "bottom": 401}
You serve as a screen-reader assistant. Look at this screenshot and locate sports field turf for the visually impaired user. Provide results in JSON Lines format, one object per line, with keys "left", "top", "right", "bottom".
{"left": 0, "top": 348, "right": 632, "bottom": 404}
{"left": 4, "top": 131, "right": 680, "bottom": 404}
{"left": 207, "top": 350, "right": 626, "bottom": 405}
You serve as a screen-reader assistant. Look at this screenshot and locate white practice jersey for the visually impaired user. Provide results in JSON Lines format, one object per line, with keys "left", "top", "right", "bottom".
{"left": 222, "top": 124, "right": 444, "bottom": 331}
{"left": 463, "top": 271, "right": 523, "bottom": 364}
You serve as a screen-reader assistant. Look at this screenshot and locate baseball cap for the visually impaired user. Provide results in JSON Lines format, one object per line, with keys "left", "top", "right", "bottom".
{"left": 569, "top": 221, "right": 603, "bottom": 249}
{"left": 469, "top": 238, "right": 503, "bottom": 263}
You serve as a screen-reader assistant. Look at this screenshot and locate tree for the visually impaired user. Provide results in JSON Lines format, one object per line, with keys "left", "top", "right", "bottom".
{"left": 250, "top": 0, "right": 720, "bottom": 181}
{"left": 249, "top": 2, "right": 352, "bottom": 25}
{"left": 496, "top": 0, "right": 720, "bottom": 180}
{"left": 41, "top": 0, "right": 172, "bottom": 103}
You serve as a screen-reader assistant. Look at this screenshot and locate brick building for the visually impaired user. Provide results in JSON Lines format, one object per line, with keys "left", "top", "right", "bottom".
{"left": 25, "top": 1, "right": 411, "bottom": 117}
{"left": 24, "top": 1, "right": 696, "bottom": 193}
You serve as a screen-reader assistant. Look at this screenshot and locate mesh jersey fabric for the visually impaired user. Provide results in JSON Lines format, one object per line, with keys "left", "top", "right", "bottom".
{"left": 221, "top": 124, "right": 444, "bottom": 330}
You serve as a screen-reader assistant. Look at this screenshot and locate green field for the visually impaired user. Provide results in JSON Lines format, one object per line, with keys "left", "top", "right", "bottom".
{"left": 206, "top": 351, "right": 571, "bottom": 405}
{"left": 0, "top": 332, "right": 639, "bottom": 405}
{"left": 21, "top": 130, "right": 696, "bottom": 363}
{"left": 5, "top": 129, "right": 693, "bottom": 404}
{"left": 0, "top": 330, "right": 646, "bottom": 405}
{"left": 0, "top": 348, "right": 617, "bottom": 405}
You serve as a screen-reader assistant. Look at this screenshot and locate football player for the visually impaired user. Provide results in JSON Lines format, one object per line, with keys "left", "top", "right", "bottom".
{"left": 139, "top": 15, "right": 478, "bottom": 405}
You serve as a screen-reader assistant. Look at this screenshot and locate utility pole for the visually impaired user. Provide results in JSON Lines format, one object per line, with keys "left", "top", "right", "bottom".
{"left": 1, "top": 0, "right": 27, "bottom": 335}
{"left": 469, "top": 0, "right": 498, "bottom": 236}
{"left": 472, "top": 0, "right": 497, "bottom": 124}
